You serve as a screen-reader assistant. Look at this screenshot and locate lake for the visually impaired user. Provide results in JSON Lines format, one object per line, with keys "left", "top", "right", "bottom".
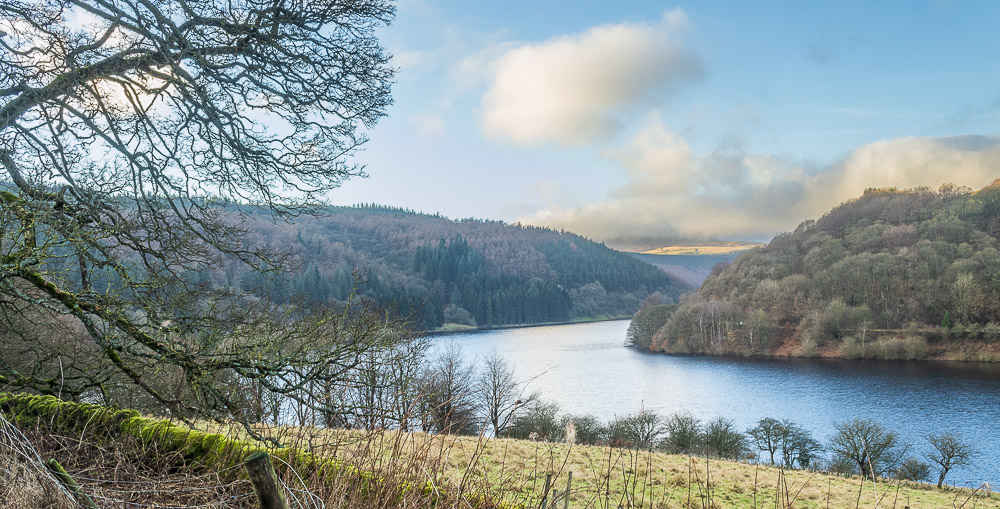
{"left": 430, "top": 319, "right": 1000, "bottom": 486}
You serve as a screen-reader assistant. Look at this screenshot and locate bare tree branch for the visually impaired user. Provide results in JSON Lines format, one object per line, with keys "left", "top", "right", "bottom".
{"left": 0, "top": 0, "right": 405, "bottom": 433}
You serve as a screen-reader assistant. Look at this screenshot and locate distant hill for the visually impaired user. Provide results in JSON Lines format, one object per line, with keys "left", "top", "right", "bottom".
{"left": 641, "top": 241, "right": 762, "bottom": 256}
{"left": 227, "top": 206, "right": 689, "bottom": 330}
{"left": 626, "top": 253, "right": 740, "bottom": 286}
{"left": 628, "top": 181, "right": 1000, "bottom": 361}
{"left": 608, "top": 239, "right": 763, "bottom": 255}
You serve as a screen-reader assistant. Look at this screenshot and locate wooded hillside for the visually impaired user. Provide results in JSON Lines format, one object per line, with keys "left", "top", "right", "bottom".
{"left": 629, "top": 181, "right": 1000, "bottom": 359}
{"left": 225, "top": 206, "right": 688, "bottom": 330}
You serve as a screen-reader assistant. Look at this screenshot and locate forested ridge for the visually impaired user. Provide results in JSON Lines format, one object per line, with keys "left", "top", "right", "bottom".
{"left": 628, "top": 181, "right": 1000, "bottom": 360}
{"left": 224, "top": 205, "right": 687, "bottom": 330}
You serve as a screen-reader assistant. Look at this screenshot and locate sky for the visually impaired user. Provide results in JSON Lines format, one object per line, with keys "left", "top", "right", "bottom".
{"left": 331, "top": 0, "right": 1000, "bottom": 243}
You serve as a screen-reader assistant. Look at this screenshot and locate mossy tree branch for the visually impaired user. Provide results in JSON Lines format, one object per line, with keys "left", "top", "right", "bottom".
{"left": 0, "top": 0, "right": 414, "bottom": 433}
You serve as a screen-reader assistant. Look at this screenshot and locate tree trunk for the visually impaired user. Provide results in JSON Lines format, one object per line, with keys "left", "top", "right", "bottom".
{"left": 937, "top": 469, "right": 948, "bottom": 489}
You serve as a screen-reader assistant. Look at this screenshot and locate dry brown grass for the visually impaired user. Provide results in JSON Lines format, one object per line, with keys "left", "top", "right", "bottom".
{"left": 0, "top": 448, "right": 76, "bottom": 509}
{"left": 1, "top": 404, "right": 503, "bottom": 509}
{"left": 4, "top": 402, "right": 995, "bottom": 509}
{"left": 1, "top": 426, "right": 255, "bottom": 508}
{"left": 219, "top": 424, "right": 999, "bottom": 509}
{"left": 0, "top": 411, "right": 77, "bottom": 509}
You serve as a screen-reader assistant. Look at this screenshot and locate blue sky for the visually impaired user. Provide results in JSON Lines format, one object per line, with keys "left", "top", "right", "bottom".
{"left": 332, "top": 1, "right": 1000, "bottom": 242}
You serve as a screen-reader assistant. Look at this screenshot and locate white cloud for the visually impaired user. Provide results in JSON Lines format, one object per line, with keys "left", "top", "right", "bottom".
{"left": 479, "top": 11, "right": 702, "bottom": 146}
{"left": 806, "top": 136, "right": 1000, "bottom": 211}
{"left": 523, "top": 118, "right": 1000, "bottom": 241}
{"left": 661, "top": 8, "right": 692, "bottom": 30}
{"left": 452, "top": 42, "right": 518, "bottom": 91}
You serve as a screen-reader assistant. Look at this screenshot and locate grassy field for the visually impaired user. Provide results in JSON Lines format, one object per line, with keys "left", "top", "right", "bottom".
{"left": 218, "top": 424, "right": 997, "bottom": 509}
{"left": 3, "top": 391, "right": 992, "bottom": 509}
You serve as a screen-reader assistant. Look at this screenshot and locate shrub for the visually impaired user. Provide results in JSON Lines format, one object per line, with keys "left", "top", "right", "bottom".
{"left": 873, "top": 338, "right": 906, "bottom": 359}
{"left": 607, "top": 411, "right": 664, "bottom": 450}
{"left": 507, "top": 401, "right": 562, "bottom": 441}
{"left": 783, "top": 426, "right": 822, "bottom": 469}
{"left": 866, "top": 336, "right": 929, "bottom": 360}
{"left": 895, "top": 457, "right": 931, "bottom": 482}
{"left": 798, "top": 334, "right": 819, "bottom": 357}
{"left": 839, "top": 336, "right": 862, "bottom": 359}
{"left": 903, "top": 336, "right": 928, "bottom": 359}
{"left": 965, "top": 323, "right": 983, "bottom": 340}
{"left": 824, "top": 455, "right": 858, "bottom": 476}
{"left": 816, "top": 300, "right": 871, "bottom": 342}
{"left": 559, "top": 414, "right": 605, "bottom": 446}
{"left": 662, "top": 413, "right": 702, "bottom": 454}
{"left": 983, "top": 322, "right": 1000, "bottom": 341}
{"left": 703, "top": 417, "right": 748, "bottom": 460}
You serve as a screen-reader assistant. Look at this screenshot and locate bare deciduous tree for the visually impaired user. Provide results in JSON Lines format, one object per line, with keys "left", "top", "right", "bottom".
{"left": 925, "top": 432, "right": 976, "bottom": 488}
{"left": 476, "top": 351, "right": 536, "bottom": 436}
{"left": 0, "top": 0, "right": 400, "bottom": 435}
{"left": 418, "top": 344, "right": 478, "bottom": 435}
{"left": 829, "top": 418, "right": 908, "bottom": 480}
{"left": 747, "top": 417, "right": 784, "bottom": 465}
{"left": 780, "top": 422, "right": 822, "bottom": 469}
{"left": 748, "top": 417, "right": 822, "bottom": 468}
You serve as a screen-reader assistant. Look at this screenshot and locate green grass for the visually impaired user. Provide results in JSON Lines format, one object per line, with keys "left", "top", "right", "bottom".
{"left": 217, "top": 425, "right": 998, "bottom": 509}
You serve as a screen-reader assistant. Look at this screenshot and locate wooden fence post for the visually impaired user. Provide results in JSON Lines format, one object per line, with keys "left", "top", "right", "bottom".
{"left": 540, "top": 473, "right": 552, "bottom": 509}
{"left": 564, "top": 471, "right": 572, "bottom": 509}
{"left": 244, "top": 451, "right": 289, "bottom": 509}
{"left": 47, "top": 458, "right": 98, "bottom": 509}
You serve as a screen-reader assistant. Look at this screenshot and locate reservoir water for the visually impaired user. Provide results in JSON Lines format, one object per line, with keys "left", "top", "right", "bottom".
{"left": 430, "top": 319, "right": 1000, "bottom": 486}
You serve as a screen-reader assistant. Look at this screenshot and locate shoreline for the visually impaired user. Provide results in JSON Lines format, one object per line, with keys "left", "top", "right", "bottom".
{"left": 424, "top": 315, "right": 631, "bottom": 336}
{"left": 432, "top": 317, "right": 1000, "bottom": 365}
{"left": 628, "top": 343, "right": 1000, "bottom": 365}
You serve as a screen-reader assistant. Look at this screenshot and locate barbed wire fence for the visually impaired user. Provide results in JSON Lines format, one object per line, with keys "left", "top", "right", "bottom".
{"left": 0, "top": 410, "right": 78, "bottom": 506}
{"left": 72, "top": 464, "right": 255, "bottom": 508}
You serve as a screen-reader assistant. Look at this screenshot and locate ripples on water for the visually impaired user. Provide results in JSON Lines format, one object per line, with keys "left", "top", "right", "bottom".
{"left": 430, "top": 319, "right": 1000, "bottom": 486}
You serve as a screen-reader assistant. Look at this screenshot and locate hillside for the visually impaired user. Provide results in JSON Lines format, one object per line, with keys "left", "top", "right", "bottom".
{"left": 629, "top": 182, "right": 1000, "bottom": 359}
{"left": 640, "top": 241, "right": 763, "bottom": 256}
{"left": 226, "top": 206, "right": 688, "bottom": 330}
{"left": 3, "top": 393, "right": 989, "bottom": 509}
{"left": 627, "top": 252, "right": 742, "bottom": 286}
{"left": 608, "top": 239, "right": 764, "bottom": 255}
